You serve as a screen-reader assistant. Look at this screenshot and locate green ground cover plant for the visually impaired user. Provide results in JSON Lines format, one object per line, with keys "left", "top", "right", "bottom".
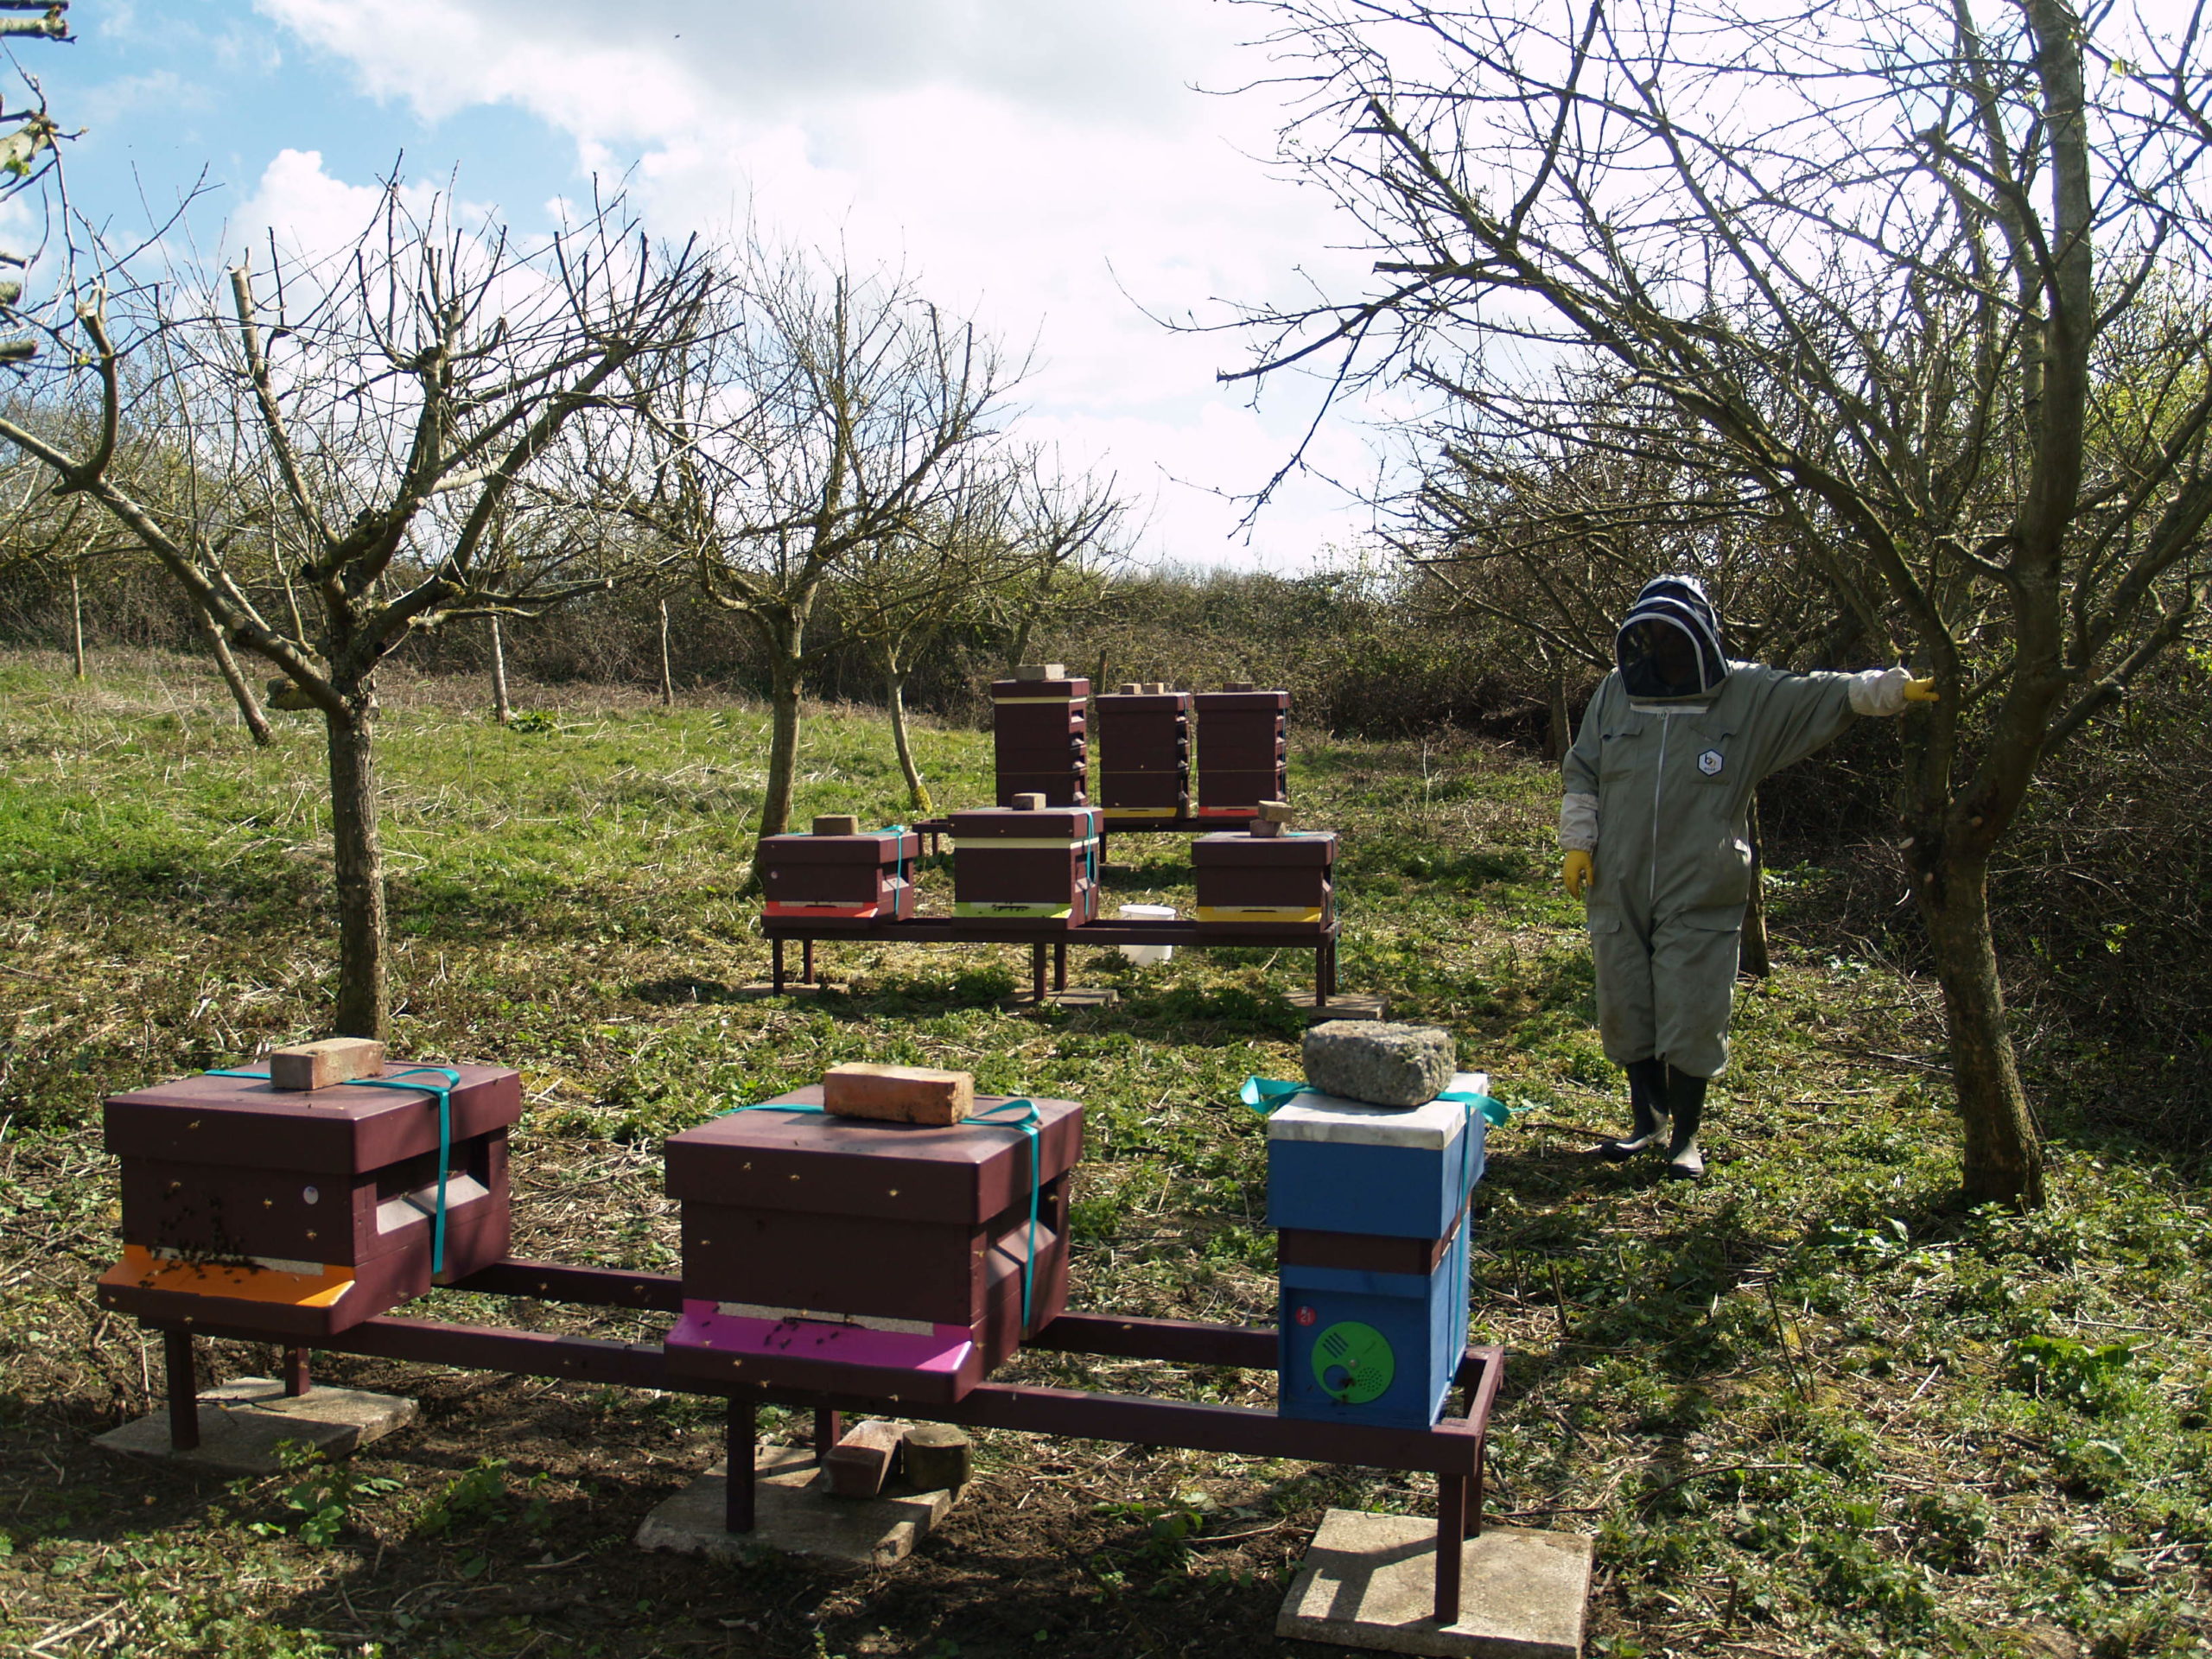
{"left": 1, "top": 650, "right": 2207, "bottom": 1657}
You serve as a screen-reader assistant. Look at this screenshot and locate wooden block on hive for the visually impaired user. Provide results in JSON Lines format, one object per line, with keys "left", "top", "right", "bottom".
{"left": 822, "top": 1063, "right": 975, "bottom": 1126}
{"left": 812, "top": 814, "right": 861, "bottom": 836}
{"left": 1256, "top": 799, "right": 1295, "bottom": 823}
{"left": 267, "top": 1038, "right": 385, "bottom": 1092}
{"left": 823, "top": 1419, "right": 906, "bottom": 1499}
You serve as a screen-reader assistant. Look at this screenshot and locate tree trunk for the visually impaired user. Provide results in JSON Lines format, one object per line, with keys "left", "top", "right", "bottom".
{"left": 1916, "top": 849, "right": 2044, "bottom": 1209}
{"left": 488, "top": 614, "right": 512, "bottom": 726}
{"left": 1007, "top": 613, "right": 1034, "bottom": 675}
{"left": 69, "top": 570, "right": 85, "bottom": 679}
{"left": 325, "top": 693, "right": 390, "bottom": 1041}
{"left": 760, "top": 635, "right": 805, "bottom": 839}
{"left": 197, "top": 606, "right": 274, "bottom": 747}
{"left": 1738, "top": 793, "right": 1771, "bottom": 978}
{"left": 885, "top": 660, "right": 933, "bottom": 813}
{"left": 1543, "top": 670, "right": 1570, "bottom": 764}
{"left": 658, "top": 599, "right": 676, "bottom": 709}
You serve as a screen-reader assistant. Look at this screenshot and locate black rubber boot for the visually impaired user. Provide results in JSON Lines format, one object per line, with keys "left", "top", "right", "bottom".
{"left": 1600, "top": 1058, "right": 1669, "bottom": 1160}
{"left": 1663, "top": 1066, "right": 1707, "bottom": 1180}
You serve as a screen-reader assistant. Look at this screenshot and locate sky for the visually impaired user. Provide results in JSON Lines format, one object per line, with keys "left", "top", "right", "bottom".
{"left": 28, "top": 0, "right": 1390, "bottom": 571}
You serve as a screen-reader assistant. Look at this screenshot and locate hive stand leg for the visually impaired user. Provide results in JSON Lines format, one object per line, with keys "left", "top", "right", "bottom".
{"left": 163, "top": 1328, "right": 200, "bottom": 1452}
{"left": 1099, "top": 830, "right": 1109, "bottom": 865}
{"left": 772, "top": 938, "right": 786, "bottom": 995}
{"left": 1433, "top": 1470, "right": 1467, "bottom": 1624}
{"left": 1031, "top": 943, "right": 1047, "bottom": 1003}
{"left": 725, "top": 1398, "right": 756, "bottom": 1534}
{"left": 811, "top": 1408, "right": 843, "bottom": 1465}
{"left": 1053, "top": 942, "right": 1068, "bottom": 992}
{"left": 281, "top": 1346, "right": 311, "bottom": 1397}
{"left": 802, "top": 938, "right": 817, "bottom": 985}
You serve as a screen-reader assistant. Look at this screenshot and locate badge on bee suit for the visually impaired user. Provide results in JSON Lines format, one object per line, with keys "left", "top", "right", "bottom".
{"left": 1697, "top": 748, "right": 1725, "bottom": 776}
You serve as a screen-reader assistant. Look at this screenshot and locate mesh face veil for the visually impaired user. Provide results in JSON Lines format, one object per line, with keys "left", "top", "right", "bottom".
{"left": 1616, "top": 575, "right": 1727, "bottom": 699}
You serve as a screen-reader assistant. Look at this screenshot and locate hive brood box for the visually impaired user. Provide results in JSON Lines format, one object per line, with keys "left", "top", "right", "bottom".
{"left": 662, "top": 1086, "right": 1084, "bottom": 1401}
{"left": 1192, "top": 828, "right": 1338, "bottom": 935}
{"left": 758, "top": 824, "right": 922, "bottom": 920}
{"left": 98, "top": 1062, "right": 522, "bottom": 1338}
{"left": 1095, "top": 689, "right": 1191, "bottom": 820}
{"left": 1265, "top": 1073, "right": 1489, "bottom": 1429}
{"left": 1192, "top": 688, "right": 1289, "bottom": 817}
{"left": 991, "top": 675, "right": 1090, "bottom": 808}
{"left": 949, "top": 803, "right": 1104, "bottom": 925}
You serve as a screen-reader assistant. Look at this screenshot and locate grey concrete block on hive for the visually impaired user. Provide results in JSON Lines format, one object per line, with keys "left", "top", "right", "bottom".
{"left": 95, "top": 1376, "right": 416, "bottom": 1476}
{"left": 1304, "top": 1021, "right": 1457, "bottom": 1108}
{"left": 636, "top": 1446, "right": 957, "bottom": 1567}
{"left": 1276, "top": 1510, "right": 1592, "bottom": 1657}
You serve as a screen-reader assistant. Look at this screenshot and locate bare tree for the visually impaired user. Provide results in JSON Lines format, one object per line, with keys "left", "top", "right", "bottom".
{"left": 0, "top": 180, "right": 708, "bottom": 1038}
{"left": 827, "top": 462, "right": 1022, "bottom": 811}
{"left": 1222, "top": 0, "right": 2212, "bottom": 1207}
{"left": 988, "top": 454, "right": 1133, "bottom": 674}
{"left": 606, "top": 242, "right": 1019, "bottom": 838}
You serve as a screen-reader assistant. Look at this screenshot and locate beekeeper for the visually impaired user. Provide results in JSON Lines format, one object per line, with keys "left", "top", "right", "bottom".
{"left": 1559, "top": 575, "right": 1935, "bottom": 1180}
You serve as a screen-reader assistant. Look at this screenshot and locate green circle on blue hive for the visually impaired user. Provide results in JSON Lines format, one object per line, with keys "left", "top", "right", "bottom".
{"left": 1312, "top": 1320, "right": 1395, "bottom": 1403}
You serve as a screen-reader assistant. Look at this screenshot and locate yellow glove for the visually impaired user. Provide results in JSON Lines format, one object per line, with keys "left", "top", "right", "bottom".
{"left": 1904, "top": 677, "right": 1938, "bottom": 703}
{"left": 1562, "top": 849, "right": 1593, "bottom": 900}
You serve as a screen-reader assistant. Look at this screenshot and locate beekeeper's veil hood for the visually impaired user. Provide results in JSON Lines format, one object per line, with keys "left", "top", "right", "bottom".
{"left": 1617, "top": 575, "right": 1727, "bottom": 699}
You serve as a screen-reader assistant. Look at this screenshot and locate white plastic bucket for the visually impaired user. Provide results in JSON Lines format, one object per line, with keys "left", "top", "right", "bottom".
{"left": 1116, "top": 903, "right": 1177, "bottom": 965}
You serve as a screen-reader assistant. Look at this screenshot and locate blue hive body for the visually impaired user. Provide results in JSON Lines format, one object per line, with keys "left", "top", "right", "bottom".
{"left": 1268, "top": 1072, "right": 1488, "bottom": 1430}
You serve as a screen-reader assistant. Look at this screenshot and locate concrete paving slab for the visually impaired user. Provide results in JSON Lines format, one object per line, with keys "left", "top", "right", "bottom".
{"left": 635, "top": 1446, "right": 958, "bottom": 1568}
{"left": 1277, "top": 1510, "right": 1592, "bottom": 1657}
{"left": 95, "top": 1376, "right": 417, "bottom": 1476}
{"left": 1288, "top": 993, "right": 1389, "bottom": 1023}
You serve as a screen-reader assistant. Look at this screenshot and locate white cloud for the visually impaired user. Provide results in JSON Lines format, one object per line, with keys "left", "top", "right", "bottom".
{"left": 251, "top": 0, "right": 1386, "bottom": 568}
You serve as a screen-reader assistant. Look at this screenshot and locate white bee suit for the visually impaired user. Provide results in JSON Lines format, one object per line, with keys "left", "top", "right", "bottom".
{"left": 1560, "top": 663, "right": 1917, "bottom": 1078}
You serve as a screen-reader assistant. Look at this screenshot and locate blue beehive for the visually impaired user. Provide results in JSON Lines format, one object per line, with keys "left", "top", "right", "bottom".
{"left": 1268, "top": 1072, "right": 1488, "bottom": 1430}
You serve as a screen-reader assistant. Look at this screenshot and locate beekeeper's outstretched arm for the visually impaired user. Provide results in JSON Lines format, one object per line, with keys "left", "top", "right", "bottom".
{"left": 1555, "top": 666, "right": 1935, "bottom": 900}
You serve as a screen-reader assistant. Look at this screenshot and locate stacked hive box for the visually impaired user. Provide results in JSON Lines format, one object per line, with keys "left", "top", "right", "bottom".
{"left": 1192, "top": 687, "right": 1289, "bottom": 817}
{"left": 758, "top": 822, "right": 921, "bottom": 922}
{"left": 662, "top": 1086, "right": 1084, "bottom": 1401}
{"left": 1193, "top": 827, "right": 1337, "bottom": 935}
{"left": 1266, "top": 1073, "right": 1488, "bottom": 1429}
{"left": 1094, "top": 684, "right": 1190, "bottom": 821}
{"left": 992, "top": 671, "right": 1090, "bottom": 808}
{"left": 98, "top": 1061, "right": 522, "bottom": 1338}
{"left": 950, "top": 802, "right": 1103, "bottom": 925}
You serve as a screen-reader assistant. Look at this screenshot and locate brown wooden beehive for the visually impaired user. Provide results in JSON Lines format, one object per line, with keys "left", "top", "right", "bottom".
{"left": 1193, "top": 688, "right": 1289, "bottom": 817}
{"left": 949, "top": 803, "right": 1103, "bottom": 925}
{"left": 991, "top": 675, "right": 1090, "bottom": 807}
{"left": 1095, "top": 688, "right": 1191, "bottom": 819}
{"left": 663, "top": 1085, "right": 1084, "bottom": 1401}
{"left": 98, "top": 1062, "right": 522, "bottom": 1338}
{"left": 1192, "top": 828, "right": 1338, "bottom": 935}
{"left": 758, "top": 825, "right": 922, "bottom": 920}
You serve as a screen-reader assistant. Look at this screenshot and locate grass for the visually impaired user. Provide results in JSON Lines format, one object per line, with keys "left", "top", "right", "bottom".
{"left": 1, "top": 647, "right": 2209, "bottom": 1659}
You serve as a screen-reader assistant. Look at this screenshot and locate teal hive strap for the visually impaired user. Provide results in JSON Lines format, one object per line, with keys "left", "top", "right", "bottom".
{"left": 206, "top": 1063, "right": 465, "bottom": 1274}
{"left": 876, "top": 823, "right": 908, "bottom": 889}
{"left": 728, "top": 1094, "right": 1047, "bottom": 1330}
{"left": 1239, "top": 1076, "right": 1306, "bottom": 1116}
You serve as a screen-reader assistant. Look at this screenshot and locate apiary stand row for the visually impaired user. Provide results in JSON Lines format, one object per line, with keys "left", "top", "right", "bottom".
{"left": 145, "top": 1282, "right": 1503, "bottom": 1625}
{"left": 760, "top": 912, "right": 1342, "bottom": 1005}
